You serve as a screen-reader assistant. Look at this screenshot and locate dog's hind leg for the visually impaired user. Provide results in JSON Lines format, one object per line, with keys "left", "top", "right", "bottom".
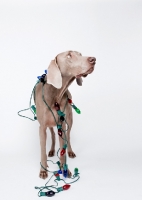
{"left": 48, "top": 127, "right": 55, "bottom": 157}
{"left": 39, "top": 125, "right": 48, "bottom": 179}
{"left": 66, "top": 105, "right": 76, "bottom": 158}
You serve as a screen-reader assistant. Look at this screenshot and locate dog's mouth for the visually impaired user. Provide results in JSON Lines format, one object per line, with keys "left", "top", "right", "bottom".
{"left": 77, "top": 67, "right": 94, "bottom": 78}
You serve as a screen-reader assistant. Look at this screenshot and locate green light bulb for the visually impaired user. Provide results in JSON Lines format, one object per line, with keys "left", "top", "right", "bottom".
{"left": 31, "top": 105, "right": 36, "bottom": 114}
{"left": 56, "top": 161, "right": 61, "bottom": 168}
{"left": 75, "top": 108, "right": 81, "bottom": 114}
{"left": 57, "top": 124, "right": 62, "bottom": 129}
{"left": 74, "top": 168, "right": 78, "bottom": 173}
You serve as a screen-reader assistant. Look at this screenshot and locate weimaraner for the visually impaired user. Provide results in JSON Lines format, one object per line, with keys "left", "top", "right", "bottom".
{"left": 35, "top": 50, "right": 96, "bottom": 179}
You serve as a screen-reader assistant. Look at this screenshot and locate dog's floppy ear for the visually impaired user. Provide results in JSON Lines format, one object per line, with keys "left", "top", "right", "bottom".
{"left": 76, "top": 77, "right": 83, "bottom": 86}
{"left": 47, "top": 60, "right": 62, "bottom": 89}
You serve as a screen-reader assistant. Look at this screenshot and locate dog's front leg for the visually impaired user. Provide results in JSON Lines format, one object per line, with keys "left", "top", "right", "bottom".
{"left": 59, "top": 123, "right": 66, "bottom": 166}
{"left": 39, "top": 125, "right": 48, "bottom": 179}
{"left": 58, "top": 123, "right": 72, "bottom": 177}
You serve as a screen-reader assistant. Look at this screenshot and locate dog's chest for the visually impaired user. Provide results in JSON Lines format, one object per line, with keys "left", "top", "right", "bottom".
{"left": 37, "top": 95, "right": 68, "bottom": 127}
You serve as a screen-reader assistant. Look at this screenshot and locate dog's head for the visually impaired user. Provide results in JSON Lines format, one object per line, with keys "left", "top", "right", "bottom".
{"left": 47, "top": 50, "right": 96, "bottom": 88}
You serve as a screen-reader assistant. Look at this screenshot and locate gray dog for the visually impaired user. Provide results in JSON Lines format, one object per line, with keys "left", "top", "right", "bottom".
{"left": 35, "top": 50, "right": 96, "bottom": 179}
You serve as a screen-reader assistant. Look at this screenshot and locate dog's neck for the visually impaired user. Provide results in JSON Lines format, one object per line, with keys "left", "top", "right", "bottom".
{"left": 58, "top": 76, "right": 75, "bottom": 100}
{"left": 44, "top": 75, "right": 75, "bottom": 105}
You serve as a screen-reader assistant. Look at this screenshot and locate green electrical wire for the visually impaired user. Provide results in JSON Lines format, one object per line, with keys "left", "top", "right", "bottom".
{"left": 17, "top": 81, "right": 39, "bottom": 120}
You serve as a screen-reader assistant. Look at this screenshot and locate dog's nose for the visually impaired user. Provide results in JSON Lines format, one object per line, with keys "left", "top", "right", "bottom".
{"left": 88, "top": 57, "right": 96, "bottom": 64}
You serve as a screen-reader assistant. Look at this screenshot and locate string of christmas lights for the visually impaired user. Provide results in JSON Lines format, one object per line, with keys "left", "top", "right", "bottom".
{"left": 18, "top": 70, "right": 81, "bottom": 197}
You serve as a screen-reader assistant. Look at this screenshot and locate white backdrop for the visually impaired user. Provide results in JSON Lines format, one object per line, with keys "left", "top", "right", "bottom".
{"left": 0, "top": 0, "right": 142, "bottom": 199}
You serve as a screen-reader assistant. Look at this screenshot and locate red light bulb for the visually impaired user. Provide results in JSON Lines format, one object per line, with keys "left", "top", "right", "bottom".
{"left": 54, "top": 172, "right": 59, "bottom": 177}
{"left": 54, "top": 102, "right": 60, "bottom": 111}
{"left": 58, "top": 129, "right": 62, "bottom": 137}
{"left": 46, "top": 190, "right": 55, "bottom": 197}
{"left": 63, "top": 184, "right": 71, "bottom": 190}
{"left": 60, "top": 148, "right": 66, "bottom": 156}
{"left": 68, "top": 98, "right": 72, "bottom": 104}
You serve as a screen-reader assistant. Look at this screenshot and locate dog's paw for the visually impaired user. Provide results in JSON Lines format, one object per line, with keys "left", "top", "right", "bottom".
{"left": 60, "top": 166, "right": 72, "bottom": 178}
{"left": 68, "top": 151, "right": 76, "bottom": 158}
{"left": 67, "top": 169, "right": 72, "bottom": 178}
{"left": 48, "top": 150, "right": 55, "bottom": 157}
{"left": 39, "top": 170, "right": 48, "bottom": 179}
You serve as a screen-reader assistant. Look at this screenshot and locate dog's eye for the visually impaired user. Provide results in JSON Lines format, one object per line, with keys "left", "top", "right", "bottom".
{"left": 67, "top": 53, "right": 71, "bottom": 59}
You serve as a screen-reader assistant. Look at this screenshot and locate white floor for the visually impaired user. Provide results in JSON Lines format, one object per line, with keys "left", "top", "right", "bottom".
{"left": 0, "top": 150, "right": 142, "bottom": 200}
